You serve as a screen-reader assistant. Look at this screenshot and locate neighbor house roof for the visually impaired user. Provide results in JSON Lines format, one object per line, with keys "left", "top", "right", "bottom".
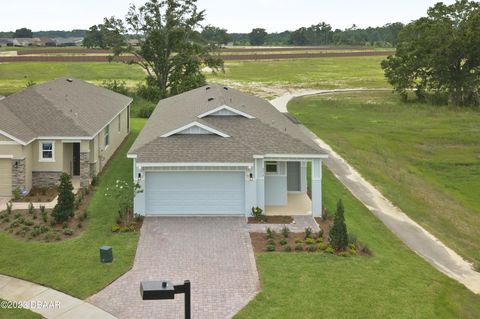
{"left": 129, "top": 84, "right": 326, "bottom": 163}
{"left": 0, "top": 77, "right": 132, "bottom": 145}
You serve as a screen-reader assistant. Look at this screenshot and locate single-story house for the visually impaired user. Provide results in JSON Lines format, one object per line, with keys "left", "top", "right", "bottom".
{"left": 0, "top": 38, "right": 13, "bottom": 47}
{"left": 128, "top": 85, "right": 327, "bottom": 217}
{"left": 13, "top": 38, "right": 35, "bottom": 47}
{"left": 0, "top": 78, "right": 132, "bottom": 197}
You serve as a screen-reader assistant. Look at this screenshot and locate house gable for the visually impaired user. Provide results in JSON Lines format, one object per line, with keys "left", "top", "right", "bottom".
{"left": 197, "top": 105, "right": 255, "bottom": 119}
{"left": 161, "top": 121, "right": 230, "bottom": 138}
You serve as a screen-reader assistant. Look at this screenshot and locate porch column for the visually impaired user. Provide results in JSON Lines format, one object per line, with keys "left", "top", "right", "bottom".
{"left": 311, "top": 159, "right": 322, "bottom": 217}
{"left": 79, "top": 152, "right": 90, "bottom": 188}
{"left": 255, "top": 158, "right": 265, "bottom": 211}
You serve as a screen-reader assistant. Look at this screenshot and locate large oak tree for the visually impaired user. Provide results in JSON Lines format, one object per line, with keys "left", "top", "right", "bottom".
{"left": 102, "top": 0, "right": 223, "bottom": 98}
{"left": 382, "top": 0, "right": 480, "bottom": 106}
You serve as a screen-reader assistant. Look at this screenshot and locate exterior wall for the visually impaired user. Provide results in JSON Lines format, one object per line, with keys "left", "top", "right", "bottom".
{"left": 31, "top": 140, "right": 64, "bottom": 172}
{"left": 11, "top": 158, "right": 26, "bottom": 191}
{"left": 32, "top": 171, "right": 63, "bottom": 188}
{"left": 0, "top": 142, "right": 32, "bottom": 192}
{"left": 265, "top": 161, "right": 288, "bottom": 206}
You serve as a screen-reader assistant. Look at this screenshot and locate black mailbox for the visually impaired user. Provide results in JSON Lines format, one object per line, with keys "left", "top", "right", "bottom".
{"left": 140, "top": 281, "right": 175, "bottom": 300}
{"left": 100, "top": 246, "right": 113, "bottom": 263}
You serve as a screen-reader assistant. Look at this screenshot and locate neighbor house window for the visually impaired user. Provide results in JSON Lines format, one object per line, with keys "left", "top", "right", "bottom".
{"left": 39, "top": 141, "right": 55, "bottom": 162}
{"left": 104, "top": 124, "right": 110, "bottom": 148}
{"left": 265, "top": 161, "right": 278, "bottom": 173}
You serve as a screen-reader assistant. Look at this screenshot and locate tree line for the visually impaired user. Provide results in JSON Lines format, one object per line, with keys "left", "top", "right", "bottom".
{"left": 0, "top": 29, "right": 86, "bottom": 38}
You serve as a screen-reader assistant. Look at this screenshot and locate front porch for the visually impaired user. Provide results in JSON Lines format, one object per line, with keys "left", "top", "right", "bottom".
{"left": 265, "top": 193, "right": 311, "bottom": 216}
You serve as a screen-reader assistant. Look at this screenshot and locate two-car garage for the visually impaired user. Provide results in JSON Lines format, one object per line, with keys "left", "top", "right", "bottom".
{"left": 144, "top": 171, "right": 245, "bottom": 215}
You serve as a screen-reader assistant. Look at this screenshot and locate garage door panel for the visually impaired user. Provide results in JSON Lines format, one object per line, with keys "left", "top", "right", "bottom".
{"left": 146, "top": 171, "right": 245, "bottom": 215}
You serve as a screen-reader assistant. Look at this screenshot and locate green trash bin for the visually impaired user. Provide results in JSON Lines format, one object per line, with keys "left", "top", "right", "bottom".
{"left": 100, "top": 246, "right": 113, "bottom": 263}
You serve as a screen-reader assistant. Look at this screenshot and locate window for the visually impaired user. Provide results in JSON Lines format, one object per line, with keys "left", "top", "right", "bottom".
{"left": 265, "top": 161, "right": 278, "bottom": 173}
{"left": 104, "top": 124, "right": 110, "bottom": 148}
{"left": 39, "top": 141, "right": 54, "bottom": 162}
{"left": 118, "top": 114, "right": 121, "bottom": 132}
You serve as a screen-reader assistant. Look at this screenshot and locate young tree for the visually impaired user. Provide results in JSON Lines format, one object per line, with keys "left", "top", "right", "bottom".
{"left": 83, "top": 25, "right": 106, "bottom": 49}
{"left": 201, "top": 25, "right": 231, "bottom": 45}
{"left": 102, "top": 0, "right": 223, "bottom": 98}
{"left": 14, "top": 28, "right": 33, "bottom": 38}
{"left": 52, "top": 173, "right": 75, "bottom": 223}
{"left": 249, "top": 28, "right": 268, "bottom": 45}
{"left": 382, "top": 0, "right": 480, "bottom": 106}
{"left": 329, "top": 199, "right": 349, "bottom": 251}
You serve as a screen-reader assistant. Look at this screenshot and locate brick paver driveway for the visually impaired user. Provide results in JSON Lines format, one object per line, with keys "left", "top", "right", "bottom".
{"left": 89, "top": 217, "right": 259, "bottom": 319}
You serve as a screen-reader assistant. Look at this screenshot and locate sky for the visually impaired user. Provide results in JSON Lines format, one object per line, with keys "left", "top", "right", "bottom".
{"left": 0, "top": 0, "right": 457, "bottom": 33}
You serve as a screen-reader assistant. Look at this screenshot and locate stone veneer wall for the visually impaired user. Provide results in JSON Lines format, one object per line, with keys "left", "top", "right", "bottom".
{"left": 32, "top": 172, "right": 63, "bottom": 188}
{"left": 11, "top": 159, "right": 26, "bottom": 191}
{"left": 80, "top": 152, "right": 90, "bottom": 188}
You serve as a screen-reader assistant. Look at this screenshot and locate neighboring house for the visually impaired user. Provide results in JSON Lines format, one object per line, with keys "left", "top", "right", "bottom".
{"left": 128, "top": 85, "right": 327, "bottom": 217}
{"left": 0, "top": 78, "right": 132, "bottom": 197}
{"left": 0, "top": 38, "right": 13, "bottom": 47}
{"left": 53, "top": 37, "right": 83, "bottom": 46}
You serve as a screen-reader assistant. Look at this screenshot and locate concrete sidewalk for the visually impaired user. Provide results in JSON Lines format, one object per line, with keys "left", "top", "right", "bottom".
{"left": 0, "top": 274, "right": 116, "bottom": 319}
{"left": 271, "top": 90, "right": 480, "bottom": 295}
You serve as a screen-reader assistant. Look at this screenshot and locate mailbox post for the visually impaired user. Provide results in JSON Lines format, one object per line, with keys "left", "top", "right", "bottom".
{"left": 140, "top": 280, "right": 191, "bottom": 319}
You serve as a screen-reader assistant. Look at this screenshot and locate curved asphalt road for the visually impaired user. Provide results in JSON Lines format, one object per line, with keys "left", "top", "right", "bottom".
{"left": 270, "top": 89, "right": 480, "bottom": 295}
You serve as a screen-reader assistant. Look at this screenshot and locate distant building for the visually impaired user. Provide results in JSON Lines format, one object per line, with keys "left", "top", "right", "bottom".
{"left": 127, "top": 39, "right": 142, "bottom": 46}
{"left": 13, "top": 38, "right": 35, "bottom": 47}
{"left": 53, "top": 37, "right": 84, "bottom": 46}
{"left": 0, "top": 38, "right": 13, "bottom": 47}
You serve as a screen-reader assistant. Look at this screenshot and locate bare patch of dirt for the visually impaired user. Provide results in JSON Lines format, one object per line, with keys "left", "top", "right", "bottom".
{"left": 11, "top": 187, "right": 57, "bottom": 203}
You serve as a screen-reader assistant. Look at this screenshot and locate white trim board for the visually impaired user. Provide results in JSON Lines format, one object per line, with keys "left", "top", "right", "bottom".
{"left": 137, "top": 162, "right": 253, "bottom": 168}
{"left": 197, "top": 105, "right": 255, "bottom": 119}
{"left": 161, "top": 121, "right": 230, "bottom": 138}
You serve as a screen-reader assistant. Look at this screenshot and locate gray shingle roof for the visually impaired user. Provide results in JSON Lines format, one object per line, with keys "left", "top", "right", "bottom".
{"left": 0, "top": 77, "right": 132, "bottom": 144}
{"left": 129, "top": 84, "right": 325, "bottom": 163}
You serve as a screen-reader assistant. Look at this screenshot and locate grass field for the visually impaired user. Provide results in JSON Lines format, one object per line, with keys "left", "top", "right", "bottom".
{"left": 208, "top": 56, "right": 388, "bottom": 91}
{"left": 0, "top": 119, "right": 146, "bottom": 299}
{"left": 0, "top": 62, "right": 145, "bottom": 96}
{"left": 0, "top": 300, "right": 42, "bottom": 319}
{"left": 289, "top": 91, "right": 480, "bottom": 265}
{"left": 236, "top": 168, "right": 480, "bottom": 318}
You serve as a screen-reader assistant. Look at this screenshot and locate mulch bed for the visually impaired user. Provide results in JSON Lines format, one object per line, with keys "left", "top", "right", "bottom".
{"left": 247, "top": 216, "right": 294, "bottom": 224}
{"left": 0, "top": 187, "right": 94, "bottom": 242}
{"left": 250, "top": 217, "right": 372, "bottom": 256}
{"left": 11, "top": 187, "right": 57, "bottom": 203}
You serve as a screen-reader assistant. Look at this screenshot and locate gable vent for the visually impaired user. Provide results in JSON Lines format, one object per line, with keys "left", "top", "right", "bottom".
{"left": 224, "top": 87, "right": 229, "bottom": 90}
{"left": 208, "top": 97, "right": 215, "bottom": 102}
{"left": 206, "top": 86, "right": 211, "bottom": 90}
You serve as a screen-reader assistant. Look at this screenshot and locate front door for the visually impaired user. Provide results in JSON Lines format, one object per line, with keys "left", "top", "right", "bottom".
{"left": 73, "top": 143, "right": 80, "bottom": 176}
{"left": 287, "top": 162, "right": 301, "bottom": 192}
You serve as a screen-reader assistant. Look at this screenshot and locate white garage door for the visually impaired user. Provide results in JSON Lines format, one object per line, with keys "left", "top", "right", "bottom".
{"left": 0, "top": 159, "right": 12, "bottom": 197}
{"left": 145, "top": 171, "right": 245, "bottom": 215}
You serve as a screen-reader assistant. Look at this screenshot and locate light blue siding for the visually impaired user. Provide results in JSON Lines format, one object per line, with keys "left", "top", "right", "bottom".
{"left": 265, "top": 162, "right": 287, "bottom": 205}
{"left": 145, "top": 171, "right": 245, "bottom": 215}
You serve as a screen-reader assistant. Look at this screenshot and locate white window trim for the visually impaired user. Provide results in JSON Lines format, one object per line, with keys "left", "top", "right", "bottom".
{"left": 265, "top": 161, "right": 278, "bottom": 175}
{"left": 39, "top": 141, "right": 55, "bottom": 162}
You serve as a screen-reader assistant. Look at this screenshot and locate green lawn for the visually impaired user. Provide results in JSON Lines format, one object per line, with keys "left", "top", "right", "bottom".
{"left": 236, "top": 168, "right": 480, "bottom": 318}
{"left": 0, "top": 300, "right": 42, "bottom": 319}
{"left": 208, "top": 56, "right": 388, "bottom": 89}
{"left": 289, "top": 91, "right": 480, "bottom": 265}
{"left": 0, "top": 118, "right": 146, "bottom": 299}
{"left": 0, "top": 62, "right": 145, "bottom": 96}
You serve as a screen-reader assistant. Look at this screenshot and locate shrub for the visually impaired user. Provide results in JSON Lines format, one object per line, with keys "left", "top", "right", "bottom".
{"left": 50, "top": 220, "right": 56, "bottom": 227}
{"left": 318, "top": 243, "right": 329, "bottom": 250}
{"left": 266, "top": 238, "right": 275, "bottom": 246}
{"left": 308, "top": 244, "right": 318, "bottom": 252}
{"left": 16, "top": 217, "right": 24, "bottom": 224}
{"left": 12, "top": 188, "right": 21, "bottom": 200}
{"left": 322, "top": 207, "right": 329, "bottom": 221}
{"left": 306, "top": 238, "right": 315, "bottom": 245}
{"left": 52, "top": 173, "right": 75, "bottom": 223}
{"left": 304, "top": 227, "right": 313, "bottom": 239}
{"left": 63, "top": 228, "right": 74, "bottom": 236}
{"left": 24, "top": 220, "right": 34, "bottom": 226}
{"left": 325, "top": 247, "right": 335, "bottom": 254}
{"left": 329, "top": 199, "right": 349, "bottom": 251}
{"left": 14, "top": 213, "right": 21, "bottom": 219}
{"left": 294, "top": 237, "right": 302, "bottom": 244}
{"left": 279, "top": 239, "right": 288, "bottom": 246}
{"left": 56, "top": 235, "right": 61, "bottom": 241}
{"left": 339, "top": 251, "right": 349, "bottom": 257}
{"left": 266, "top": 227, "right": 274, "bottom": 239}
{"left": 39, "top": 205, "right": 46, "bottom": 214}
{"left": 77, "top": 223, "right": 83, "bottom": 229}
{"left": 295, "top": 243, "right": 304, "bottom": 252}
{"left": 28, "top": 202, "right": 35, "bottom": 214}
{"left": 350, "top": 248, "right": 357, "bottom": 256}
{"left": 473, "top": 263, "right": 480, "bottom": 272}
{"left": 252, "top": 207, "right": 266, "bottom": 221}
{"left": 348, "top": 233, "right": 358, "bottom": 246}
{"left": 283, "top": 245, "right": 292, "bottom": 252}
{"left": 111, "top": 224, "right": 120, "bottom": 232}
{"left": 136, "top": 83, "right": 162, "bottom": 102}
{"left": 266, "top": 244, "right": 276, "bottom": 252}
{"left": 316, "top": 238, "right": 323, "bottom": 244}
{"left": 91, "top": 176, "right": 98, "bottom": 187}
{"left": 83, "top": 210, "right": 88, "bottom": 220}
{"left": 102, "top": 80, "right": 130, "bottom": 96}
{"left": 40, "top": 225, "right": 49, "bottom": 234}
{"left": 6, "top": 202, "right": 12, "bottom": 214}
{"left": 281, "top": 225, "right": 290, "bottom": 238}
{"left": 361, "top": 244, "right": 372, "bottom": 256}
{"left": 318, "top": 229, "right": 324, "bottom": 239}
